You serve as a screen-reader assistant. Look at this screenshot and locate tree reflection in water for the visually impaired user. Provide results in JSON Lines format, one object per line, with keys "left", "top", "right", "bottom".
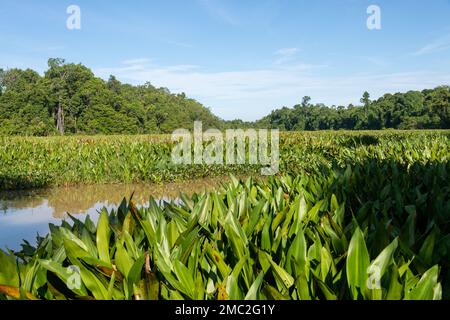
{"left": 0, "top": 178, "right": 225, "bottom": 219}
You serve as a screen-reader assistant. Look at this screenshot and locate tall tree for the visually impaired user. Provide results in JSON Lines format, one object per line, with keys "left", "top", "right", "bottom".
{"left": 301, "top": 96, "right": 311, "bottom": 107}
{"left": 0, "top": 69, "right": 5, "bottom": 97}
{"left": 45, "top": 58, "right": 94, "bottom": 134}
{"left": 46, "top": 58, "right": 69, "bottom": 134}
{"left": 360, "top": 91, "right": 371, "bottom": 117}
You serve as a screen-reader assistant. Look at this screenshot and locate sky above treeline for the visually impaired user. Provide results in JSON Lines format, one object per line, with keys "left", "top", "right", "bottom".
{"left": 1, "top": 0, "right": 450, "bottom": 120}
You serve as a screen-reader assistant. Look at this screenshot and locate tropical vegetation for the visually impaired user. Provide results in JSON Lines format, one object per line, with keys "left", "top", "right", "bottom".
{"left": 0, "top": 59, "right": 449, "bottom": 301}
{"left": 259, "top": 89, "right": 450, "bottom": 130}
{"left": 0, "top": 130, "right": 448, "bottom": 190}
{"left": 0, "top": 59, "right": 222, "bottom": 136}
{"left": 0, "top": 130, "right": 448, "bottom": 300}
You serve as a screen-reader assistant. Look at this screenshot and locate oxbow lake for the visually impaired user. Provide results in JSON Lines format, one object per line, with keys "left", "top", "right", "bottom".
{"left": 0, "top": 179, "right": 223, "bottom": 250}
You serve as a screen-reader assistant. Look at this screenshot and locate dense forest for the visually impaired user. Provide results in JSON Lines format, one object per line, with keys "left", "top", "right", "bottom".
{"left": 0, "top": 59, "right": 449, "bottom": 135}
{"left": 259, "top": 89, "right": 450, "bottom": 130}
{"left": 0, "top": 59, "right": 223, "bottom": 135}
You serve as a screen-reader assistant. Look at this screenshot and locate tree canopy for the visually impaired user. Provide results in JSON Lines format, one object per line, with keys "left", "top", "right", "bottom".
{"left": 258, "top": 88, "right": 450, "bottom": 130}
{"left": 0, "top": 59, "right": 223, "bottom": 135}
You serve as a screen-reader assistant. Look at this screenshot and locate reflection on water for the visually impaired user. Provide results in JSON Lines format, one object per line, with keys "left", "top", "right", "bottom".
{"left": 0, "top": 178, "right": 224, "bottom": 250}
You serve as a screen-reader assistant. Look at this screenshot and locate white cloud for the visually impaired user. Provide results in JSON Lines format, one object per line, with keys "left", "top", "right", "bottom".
{"left": 94, "top": 59, "right": 450, "bottom": 121}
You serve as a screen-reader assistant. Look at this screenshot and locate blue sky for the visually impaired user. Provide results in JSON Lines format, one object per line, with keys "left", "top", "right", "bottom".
{"left": 1, "top": 0, "right": 450, "bottom": 120}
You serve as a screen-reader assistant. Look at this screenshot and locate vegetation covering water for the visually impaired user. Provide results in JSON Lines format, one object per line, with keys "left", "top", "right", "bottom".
{"left": 0, "top": 130, "right": 448, "bottom": 300}
{"left": 0, "top": 130, "right": 448, "bottom": 190}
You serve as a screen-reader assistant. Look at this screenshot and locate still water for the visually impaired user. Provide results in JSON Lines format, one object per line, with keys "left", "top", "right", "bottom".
{"left": 0, "top": 179, "right": 223, "bottom": 251}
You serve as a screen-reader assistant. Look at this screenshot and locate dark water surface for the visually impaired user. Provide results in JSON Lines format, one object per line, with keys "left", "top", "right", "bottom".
{"left": 0, "top": 179, "right": 223, "bottom": 250}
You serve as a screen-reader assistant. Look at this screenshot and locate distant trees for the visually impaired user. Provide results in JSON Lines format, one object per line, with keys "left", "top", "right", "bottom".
{"left": 259, "top": 88, "right": 450, "bottom": 131}
{"left": 0, "top": 68, "right": 54, "bottom": 135}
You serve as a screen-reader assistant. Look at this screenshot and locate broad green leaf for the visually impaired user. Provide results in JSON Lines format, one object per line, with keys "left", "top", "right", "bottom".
{"left": 0, "top": 250, "right": 20, "bottom": 287}
{"left": 406, "top": 265, "right": 441, "bottom": 300}
{"left": 346, "top": 227, "right": 370, "bottom": 299}
{"left": 115, "top": 241, "right": 134, "bottom": 278}
{"left": 97, "top": 210, "right": 111, "bottom": 264}
{"left": 369, "top": 238, "right": 398, "bottom": 281}
{"left": 173, "top": 260, "right": 196, "bottom": 299}
{"left": 263, "top": 252, "right": 294, "bottom": 291}
{"left": 418, "top": 230, "right": 436, "bottom": 266}
{"left": 286, "top": 228, "right": 307, "bottom": 276}
{"left": 245, "top": 272, "right": 265, "bottom": 300}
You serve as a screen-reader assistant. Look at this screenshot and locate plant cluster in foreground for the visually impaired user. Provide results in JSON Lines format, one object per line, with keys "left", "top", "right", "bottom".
{"left": 0, "top": 166, "right": 448, "bottom": 300}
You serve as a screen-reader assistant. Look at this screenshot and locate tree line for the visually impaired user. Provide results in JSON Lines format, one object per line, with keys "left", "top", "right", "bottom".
{"left": 258, "top": 88, "right": 449, "bottom": 130}
{"left": 0, "top": 59, "right": 449, "bottom": 135}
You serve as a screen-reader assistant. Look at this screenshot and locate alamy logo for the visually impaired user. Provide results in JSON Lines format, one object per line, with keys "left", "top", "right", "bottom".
{"left": 67, "top": 265, "right": 81, "bottom": 290}
{"left": 171, "top": 122, "right": 279, "bottom": 175}
{"left": 66, "top": 5, "right": 81, "bottom": 30}
{"left": 367, "top": 5, "right": 381, "bottom": 30}
{"left": 367, "top": 265, "right": 381, "bottom": 290}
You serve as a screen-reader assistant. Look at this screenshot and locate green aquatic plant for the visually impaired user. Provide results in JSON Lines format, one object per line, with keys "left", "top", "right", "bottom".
{"left": 0, "top": 130, "right": 448, "bottom": 299}
{"left": 0, "top": 130, "right": 448, "bottom": 190}
{"left": 0, "top": 172, "right": 445, "bottom": 300}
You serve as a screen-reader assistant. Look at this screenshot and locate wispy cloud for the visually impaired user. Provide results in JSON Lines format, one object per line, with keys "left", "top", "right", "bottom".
{"left": 413, "top": 33, "right": 450, "bottom": 56}
{"left": 122, "top": 58, "right": 152, "bottom": 65}
{"left": 274, "top": 48, "right": 299, "bottom": 65}
{"left": 275, "top": 48, "right": 299, "bottom": 56}
{"left": 364, "top": 56, "right": 388, "bottom": 67}
{"left": 95, "top": 58, "right": 323, "bottom": 100}
{"left": 197, "top": 0, "right": 238, "bottom": 25}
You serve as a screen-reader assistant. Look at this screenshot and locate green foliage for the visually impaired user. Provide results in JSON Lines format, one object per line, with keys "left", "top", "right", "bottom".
{"left": 260, "top": 88, "right": 450, "bottom": 130}
{"left": 0, "top": 167, "right": 446, "bottom": 300}
{"left": 0, "top": 129, "right": 448, "bottom": 300}
{"left": 0, "top": 59, "right": 223, "bottom": 136}
{"left": 0, "top": 130, "right": 448, "bottom": 190}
